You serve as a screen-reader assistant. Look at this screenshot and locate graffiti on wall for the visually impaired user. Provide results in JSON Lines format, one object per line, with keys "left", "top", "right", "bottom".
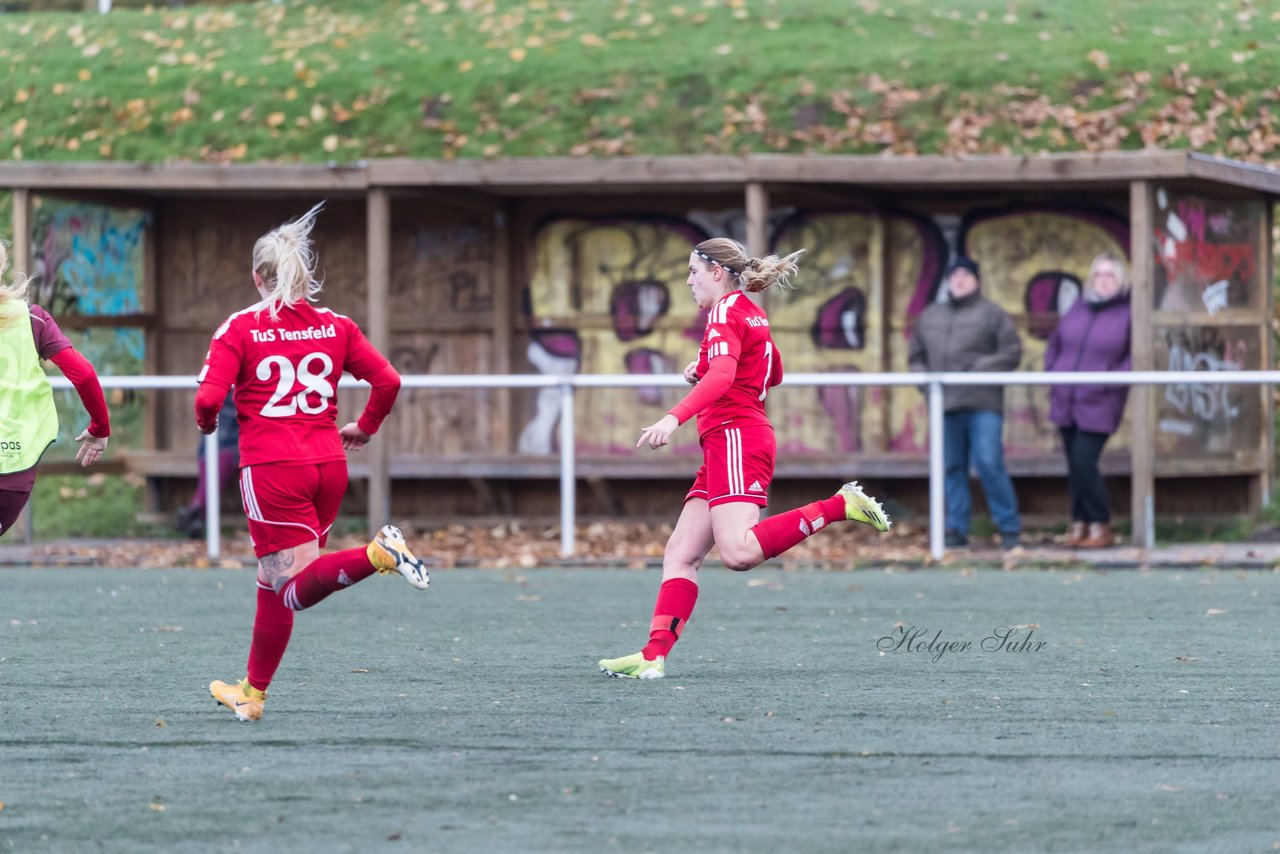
{"left": 28, "top": 199, "right": 151, "bottom": 461}
{"left": 1147, "top": 192, "right": 1266, "bottom": 460}
{"left": 1153, "top": 191, "right": 1261, "bottom": 315}
{"left": 768, "top": 210, "right": 947, "bottom": 454}
{"left": 394, "top": 224, "right": 495, "bottom": 315}
{"left": 521, "top": 216, "right": 708, "bottom": 454}
{"left": 1155, "top": 325, "right": 1261, "bottom": 455}
{"left": 29, "top": 198, "right": 150, "bottom": 370}
{"left": 519, "top": 206, "right": 1139, "bottom": 460}
{"left": 30, "top": 199, "right": 150, "bottom": 319}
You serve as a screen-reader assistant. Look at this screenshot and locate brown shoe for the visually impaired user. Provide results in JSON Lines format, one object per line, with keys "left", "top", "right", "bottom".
{"left": 1065, "top": 521, "right": 1087, "bottom": 547}
{"left": 1080, "top": 522, "right": 1115, "bottom": 548}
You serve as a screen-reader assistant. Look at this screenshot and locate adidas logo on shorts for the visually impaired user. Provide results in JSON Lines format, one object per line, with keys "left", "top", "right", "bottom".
{"left": 748, "top": 480, "right": 763, "bottom": 492}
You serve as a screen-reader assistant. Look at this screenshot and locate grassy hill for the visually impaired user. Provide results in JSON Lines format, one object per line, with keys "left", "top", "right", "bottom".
{"left": 0, "top": 0, "right": 1277, "bottom": 163}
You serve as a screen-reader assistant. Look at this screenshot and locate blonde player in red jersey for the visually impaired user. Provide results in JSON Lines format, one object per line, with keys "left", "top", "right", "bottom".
{"left": 598, "top": 238, "right": 891, "bottom": 680}
{"left": 197, "top": 203, "right": 428, "bottom": 721}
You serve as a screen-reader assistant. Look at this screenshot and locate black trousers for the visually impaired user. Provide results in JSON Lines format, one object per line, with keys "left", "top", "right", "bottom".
{"left": 1060, "top": 426, "right": 1112, "bottom": 523}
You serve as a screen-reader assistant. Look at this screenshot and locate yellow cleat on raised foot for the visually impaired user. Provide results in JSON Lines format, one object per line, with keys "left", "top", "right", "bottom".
{"left": 211, "top": 677, "right": 266, "bottom": 722}
{"left": 839, "top": 481, "right": 891, "bottom": 532}
{"left": 368, "top": 524, "right": 429, "bottom": 590}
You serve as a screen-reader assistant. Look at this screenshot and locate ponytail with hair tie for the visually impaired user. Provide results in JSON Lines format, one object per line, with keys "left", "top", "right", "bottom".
{"left": 692, "top": 237, "right": 804, "bottom": 294}
{"left": 253, "top": 202, "right": 325, "bottom": 320}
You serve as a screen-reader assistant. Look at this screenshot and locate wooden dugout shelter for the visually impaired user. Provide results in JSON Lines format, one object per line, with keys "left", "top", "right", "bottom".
{"left": 4, "top": 150, "right": 1276, "bottom": 543}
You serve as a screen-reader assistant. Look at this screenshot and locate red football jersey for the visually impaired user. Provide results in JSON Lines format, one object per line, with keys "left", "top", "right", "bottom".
{"left": 690, "top": 291, "right": 783, "bottom": 438}
{"left": 197, "top": 302, "right": 390, "bottom": 467}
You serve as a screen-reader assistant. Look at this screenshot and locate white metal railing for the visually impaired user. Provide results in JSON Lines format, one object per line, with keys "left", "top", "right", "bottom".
{"left": 43, "top": 370, "right": 1280, "bottom": 562}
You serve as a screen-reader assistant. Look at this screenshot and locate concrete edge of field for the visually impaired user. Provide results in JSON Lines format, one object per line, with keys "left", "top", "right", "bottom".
{"left": 2, "top": 539, "right": 1279, "bottom": 570}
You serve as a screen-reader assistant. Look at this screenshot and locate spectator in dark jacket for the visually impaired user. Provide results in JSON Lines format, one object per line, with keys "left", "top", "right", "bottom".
{"left": 908, "top": 256, "right": 1023, "bottom": 549}
{"left": 1045, "top": 252, "right": 1131, "bottom": 549}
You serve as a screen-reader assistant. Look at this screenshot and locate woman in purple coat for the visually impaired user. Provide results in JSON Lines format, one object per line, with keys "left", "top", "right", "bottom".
{"left": 1044, "top": 252, "right": 1132, "bottom": 548}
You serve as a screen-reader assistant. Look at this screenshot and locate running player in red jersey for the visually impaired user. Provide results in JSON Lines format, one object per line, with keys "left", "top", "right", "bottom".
{"left": 0, "top": 242, "right": 110, "bottom": 537}
{"left": 197, "top": 204, "right": 428, "bottom": 721}
{"left": 598, "top": 238, "right": 890, "bottom": 679}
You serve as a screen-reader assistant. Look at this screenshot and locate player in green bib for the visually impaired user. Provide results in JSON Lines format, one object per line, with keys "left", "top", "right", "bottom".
{"left": 0, "top": 242, "right": 111, "bottom": 537}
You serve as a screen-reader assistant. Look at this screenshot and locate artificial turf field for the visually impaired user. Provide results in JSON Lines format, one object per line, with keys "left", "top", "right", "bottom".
{"left": 2, "top": 565, "right": 1278, "bottom": 853}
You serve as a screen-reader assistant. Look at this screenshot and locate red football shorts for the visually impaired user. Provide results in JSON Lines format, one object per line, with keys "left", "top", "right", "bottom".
{"left": 685, "top": 423, "right": 776, "bottom": 508}
{"left": 239, "top": 460, "right": 348, "bottom": 558}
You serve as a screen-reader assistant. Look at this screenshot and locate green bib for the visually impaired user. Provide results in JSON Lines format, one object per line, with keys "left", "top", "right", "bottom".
{"left": 0, "top": 300, "right": 59, "bottom": 474}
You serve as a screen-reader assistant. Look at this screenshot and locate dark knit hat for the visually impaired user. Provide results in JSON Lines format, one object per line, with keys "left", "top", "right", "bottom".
{"left": 945, "top": 256, "right": 980, "bottom": 279}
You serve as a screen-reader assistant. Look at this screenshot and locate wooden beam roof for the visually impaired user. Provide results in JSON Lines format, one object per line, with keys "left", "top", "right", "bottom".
{"left": 0, "top": 161, "right": 368, "bottom": 193}
{"left": 0, "top": 151, "right": 1274, "bottom": 196}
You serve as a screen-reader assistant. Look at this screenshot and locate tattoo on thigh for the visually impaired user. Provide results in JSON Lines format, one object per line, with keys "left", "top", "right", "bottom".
{"left": 259, "top": 550, "right": 295, "bottom": 590}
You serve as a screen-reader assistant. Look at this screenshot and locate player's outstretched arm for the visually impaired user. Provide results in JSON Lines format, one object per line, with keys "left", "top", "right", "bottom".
{"left": 48, "top": 348, "right": 111, "bottom": 465}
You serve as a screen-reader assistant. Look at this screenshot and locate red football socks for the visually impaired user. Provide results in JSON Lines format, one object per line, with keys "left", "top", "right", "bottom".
{"left": 278, "top": 546, "right": 378, "bottom": 611}
{"left": 750, "top": 495, "right": 846, "bottom": 560}
{"left": 246, "top": 582, "right": 294, "bottom": 692}
{"left": 641, "top": 577, "right": 699, "bottom": 660}
{"left": 244, "top": 547, "right": 380, "bottom": 690}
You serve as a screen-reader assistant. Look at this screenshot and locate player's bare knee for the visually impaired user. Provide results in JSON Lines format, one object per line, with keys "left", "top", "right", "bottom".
{"left": 720, "top": 548, "right": 758, "bottom": 572}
